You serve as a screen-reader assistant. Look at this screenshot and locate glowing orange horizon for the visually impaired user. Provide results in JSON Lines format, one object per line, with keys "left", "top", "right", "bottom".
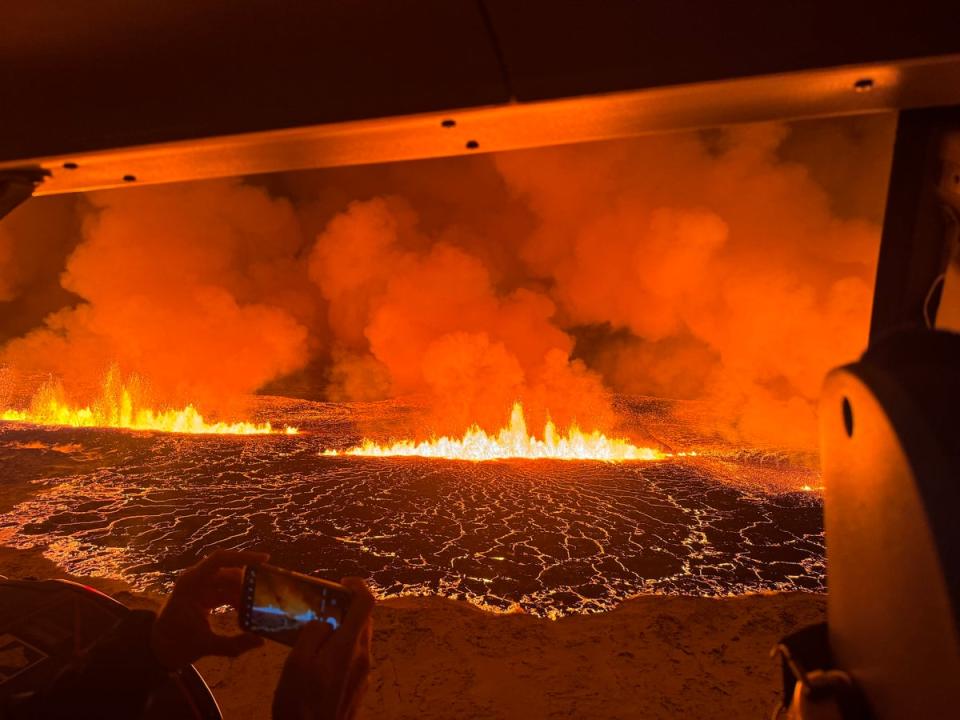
{"left": 324, "top": 402, "right": 686, "bottom": 462}
{"left": 0, "top": 372, "right": 297, "bottom": 436}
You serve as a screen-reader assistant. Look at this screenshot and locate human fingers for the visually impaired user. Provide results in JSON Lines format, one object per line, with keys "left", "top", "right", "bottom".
{"left": 195, "top": 549, "right": 269, "bottom": 578}
{"left": 359, "top": 614, "right": 372, "bottom": 654}
{"left": 339, "top": 651, "right": 372, "bottom": 720}
{"left": 205, "top": 631, "right": 265, "bottom": 658}
{"left": 348, "top": 619, "right": 372, "bottom": 686}
{"left": 175, "top": 550, "right": 268, "bottom": 594}
{"left": 336, "top": 577, "right": 375, "bottom": 643}
{"left": 287, "top": 621, "right": 334, "bottom": 671}
{"left": 206, "top": 567, "right": 244, "bottom": 608}
{"left": 340, "top": 576, "right": 375, "bottom": 604}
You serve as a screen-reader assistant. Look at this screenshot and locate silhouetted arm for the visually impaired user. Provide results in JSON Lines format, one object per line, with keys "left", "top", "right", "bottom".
{"left": 6, "top": 609, "right": 170, "bottom": 720}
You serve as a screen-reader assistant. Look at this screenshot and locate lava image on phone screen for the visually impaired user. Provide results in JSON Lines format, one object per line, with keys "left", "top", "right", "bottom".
{"left": 246, "top": 565, "right": 349, "bottom": 645}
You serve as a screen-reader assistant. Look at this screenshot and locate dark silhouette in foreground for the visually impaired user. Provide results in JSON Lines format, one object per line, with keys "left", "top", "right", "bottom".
{"left": 4, "top": 550, "right": 374, "bottom": 720}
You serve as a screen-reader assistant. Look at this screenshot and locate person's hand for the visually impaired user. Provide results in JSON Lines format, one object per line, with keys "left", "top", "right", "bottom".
{"left": 150, "top": 549, "right": 269, "bottom": 669}
{"left": 272, "top": 577, "right": 375, "bottom": 720}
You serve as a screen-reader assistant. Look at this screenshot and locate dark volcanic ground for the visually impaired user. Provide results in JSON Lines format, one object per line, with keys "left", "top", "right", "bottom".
{"left": 0, "top": 397, "right": 824, "bottom": 617}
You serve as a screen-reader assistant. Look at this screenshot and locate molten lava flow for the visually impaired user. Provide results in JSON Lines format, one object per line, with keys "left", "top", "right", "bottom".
{"left": 324, "top": 402, "right": 665, "bottom": 462}
{"left": 1, "top": 372, "right": 297, "bottom": 435}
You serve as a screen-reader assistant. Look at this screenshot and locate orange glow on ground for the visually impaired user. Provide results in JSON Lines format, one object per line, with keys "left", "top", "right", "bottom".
{"left": 1, "top": 372, "right": 297, "bottom": 435}
{"left": 324, "top": 402, "right": 678, "bottom": 462}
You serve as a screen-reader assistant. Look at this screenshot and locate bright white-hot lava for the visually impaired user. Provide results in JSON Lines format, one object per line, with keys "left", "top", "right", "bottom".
{"left": 324, "top": 402, "right": 673, "bottom": 462}
{"left": 0, "top": 371, "right": 297, "bottom": 435}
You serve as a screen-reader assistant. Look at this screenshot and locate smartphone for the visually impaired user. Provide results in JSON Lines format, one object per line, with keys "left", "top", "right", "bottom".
{"left": 240, "top": 564, "right": 352, "bottom": 646}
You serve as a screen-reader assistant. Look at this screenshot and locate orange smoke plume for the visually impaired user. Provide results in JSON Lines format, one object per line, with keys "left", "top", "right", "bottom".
{"left": 493, "top": 119, "right": 891, "bottom": 449}
{"left": 309, "top": 197, "right": 615, "bottom": 436}
{"left": 2, "top": 181, "right": 312, "bottom": 415}
{"left": 0, "top": 116, "right": 893, "bottom": 453}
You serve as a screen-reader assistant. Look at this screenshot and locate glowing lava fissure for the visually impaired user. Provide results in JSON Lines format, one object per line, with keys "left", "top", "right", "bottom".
{"left": 1, "top": 371, "right": 297, "bottom": 436}
{"left": 325, "top": 402, "right": 674, "bottom": 462}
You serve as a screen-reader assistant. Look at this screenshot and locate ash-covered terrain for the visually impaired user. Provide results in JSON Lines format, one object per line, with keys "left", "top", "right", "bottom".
{"left": 0, "top": 396, "right": 824, "bottom": 617}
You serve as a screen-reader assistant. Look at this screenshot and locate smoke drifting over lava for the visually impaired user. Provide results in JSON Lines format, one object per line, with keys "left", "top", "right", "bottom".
{"left": 1, "top": 183, "right": 313, "bottom": 413}
{"left": 0, "top": 116, "right": 892, "bottom": 451}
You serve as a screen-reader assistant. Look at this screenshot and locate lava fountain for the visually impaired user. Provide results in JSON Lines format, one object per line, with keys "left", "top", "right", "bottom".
{"left": 1, "top": 370, "right": 297, "bottom": 435}
{"left": 325, "top": 402, "right": 674, "bottom": 461}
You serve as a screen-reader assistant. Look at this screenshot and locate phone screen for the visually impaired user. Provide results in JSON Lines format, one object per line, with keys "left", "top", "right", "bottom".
{"left": 242, "top": 564, "right": 351, "bottom": 646}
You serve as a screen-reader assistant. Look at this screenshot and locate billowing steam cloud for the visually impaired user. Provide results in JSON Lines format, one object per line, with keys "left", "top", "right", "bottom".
{"left": 2, "top": 182, "right": 311, "bottom": 412}
{"left": 308, "top": 196, "right": 611, "bottom": 434}
{"left": 0, "top": 116, "right": 893, "bottom": 450}
{"left": 493, "top": 122, "right": 887, "bottom": 448}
